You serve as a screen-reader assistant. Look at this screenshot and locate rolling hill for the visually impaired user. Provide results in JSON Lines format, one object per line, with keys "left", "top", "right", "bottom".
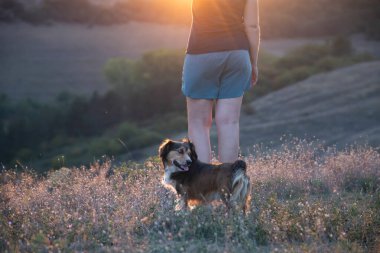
{"left": 131, "top": 61, "right": 380, "bottom": 161}
{"left": 236, "top": 61, "right": 380, "bottom": 153}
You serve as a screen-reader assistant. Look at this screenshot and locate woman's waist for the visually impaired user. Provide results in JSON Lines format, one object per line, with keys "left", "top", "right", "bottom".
{"left": 188, "top": 27, "right": 248, "bottom": 43}
{"left": 190, "top": 22, "right": 246, "bottom": 35}
{"left": 186, "top": 33, "right": 250, "bottom": 54}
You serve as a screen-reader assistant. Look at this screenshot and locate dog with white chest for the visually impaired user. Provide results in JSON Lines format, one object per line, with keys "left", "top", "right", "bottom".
{"left": 158, "top": 137, "right": 251, "bottom": 213}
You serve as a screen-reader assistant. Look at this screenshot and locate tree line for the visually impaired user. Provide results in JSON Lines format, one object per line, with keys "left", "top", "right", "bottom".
{"left": 1, "top": 0, "right": 379, "bottom": 39}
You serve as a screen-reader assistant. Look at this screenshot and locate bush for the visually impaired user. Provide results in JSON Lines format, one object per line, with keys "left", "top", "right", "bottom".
{"left": 143, "top": 113, "right": 187, "bottom": 134}
{"left": 315, "top": 56, "right": 347, "bottom": 71}
{"left": 116, "top": 121, "right": 163, "bottom": 149}
{"left": 88, "top": 138, "right": 123, "bottom": 157}
{"left": 117, "top": 122, "right": 141, "bottom": 140}
{"left": 328, "top": 35, "right": 353, "bottom": 56}
{"left": 15, "top": 148, "right": 34, "bottom": 162}
{"left": 126, "top": 131, "right": 162, "bottom": 149}
{"left": 103, "top": 58, "right": 136, "bottom": 91}
{"left": 275, "top": 44, "right": 330, "bottom": 70}
{"left": 50, "top": 154, "right": 66, "bottom": 169}
{"left": 273, "top": 66, "right": 317, "bottom": 89}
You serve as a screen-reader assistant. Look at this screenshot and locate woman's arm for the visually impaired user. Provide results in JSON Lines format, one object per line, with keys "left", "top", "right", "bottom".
{"left": 244, "top": 0, "right": 260, "bottom": 85}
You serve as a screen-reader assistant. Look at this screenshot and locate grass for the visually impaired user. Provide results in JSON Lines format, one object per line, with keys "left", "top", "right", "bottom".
{"left": 1, "top": 140, "right": 380, "bottom": 252}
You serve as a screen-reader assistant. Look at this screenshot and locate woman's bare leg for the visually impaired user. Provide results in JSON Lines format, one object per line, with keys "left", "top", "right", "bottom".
{"left": 186, "top": 97, "right": 214, "bottom": 163}
{"left": 215, "top": 96, "right": 243, "bottom": 163}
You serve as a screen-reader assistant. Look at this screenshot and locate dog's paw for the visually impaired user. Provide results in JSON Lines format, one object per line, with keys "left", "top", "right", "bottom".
{"left": 174, "top": 198, "right": 188, "bottom": 212}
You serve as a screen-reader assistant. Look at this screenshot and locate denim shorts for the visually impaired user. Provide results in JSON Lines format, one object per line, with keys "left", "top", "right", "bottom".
{"left": 181, "top": 49, "right": 252, "bottom": 99}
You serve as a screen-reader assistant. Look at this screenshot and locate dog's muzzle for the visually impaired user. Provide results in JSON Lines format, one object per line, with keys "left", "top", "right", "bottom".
{"left": 173, "top": 160, "right": 191, "bottom": 171}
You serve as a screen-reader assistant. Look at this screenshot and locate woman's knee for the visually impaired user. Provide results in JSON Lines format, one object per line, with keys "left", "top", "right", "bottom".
{"left": 188, "top": 115, "right": 213, "bottom": 129}
{"left": 215, "top": 113, "right": 239, "bottom": 127}
{"left": 214, "top": 97, "right": 242, "bottom": 127}
{"left": 187, "top": 98, "right": 213, "bottom": 129}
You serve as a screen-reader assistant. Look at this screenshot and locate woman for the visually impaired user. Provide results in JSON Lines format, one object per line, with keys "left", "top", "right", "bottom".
{"left": 182, "top": 0, "right": 260, "bottom": 163}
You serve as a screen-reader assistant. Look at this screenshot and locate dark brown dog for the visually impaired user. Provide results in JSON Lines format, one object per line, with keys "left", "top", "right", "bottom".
{"left": 158, "top": 137, "right": 251, "bottom": 213}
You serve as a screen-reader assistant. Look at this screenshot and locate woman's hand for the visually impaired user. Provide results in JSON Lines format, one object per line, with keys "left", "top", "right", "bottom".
{"left": 251, "top": 64, "right": 258, "bottom": 87}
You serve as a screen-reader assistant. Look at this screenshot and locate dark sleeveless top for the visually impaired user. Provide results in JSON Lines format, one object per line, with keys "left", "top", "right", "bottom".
{"left": 186, "top": 0, "right": 250, "bottom": 54}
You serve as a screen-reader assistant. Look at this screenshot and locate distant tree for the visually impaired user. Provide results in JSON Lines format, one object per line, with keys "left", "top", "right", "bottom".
{"left": 0, "top": 0, "right": 26, "bottom": 22}
{"left": 2, "top": 0, "right": 380, "bottom": 39}
{"left": 103, "top": 58, "right": 136, "bottom": 91}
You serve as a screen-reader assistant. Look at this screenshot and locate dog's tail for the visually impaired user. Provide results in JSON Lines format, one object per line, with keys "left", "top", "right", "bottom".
{"left": 230, "top": 160, "right": 251, "bottom": 213}
{"left": 232, "top": 160, "right": 246, "bottom": 173}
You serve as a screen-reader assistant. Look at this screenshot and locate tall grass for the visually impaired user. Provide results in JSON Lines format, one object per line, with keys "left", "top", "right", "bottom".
{"left": 1, "top": 140, "right": 379, "bottom": 252}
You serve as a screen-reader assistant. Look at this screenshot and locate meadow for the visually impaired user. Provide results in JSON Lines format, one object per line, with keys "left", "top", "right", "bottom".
{"left": 1, "top": 34, "right": 375, "bottom": 172}
{"left": 1, "top": 1, "right": 379, "bottom": 251}
{"left": 1, "top": 140, "right": 379, "bottom": 252}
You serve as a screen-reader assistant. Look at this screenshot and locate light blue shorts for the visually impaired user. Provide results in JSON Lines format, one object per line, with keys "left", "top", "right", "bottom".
{"left": 181, "top": 49, "right": 252, "bottom": 99}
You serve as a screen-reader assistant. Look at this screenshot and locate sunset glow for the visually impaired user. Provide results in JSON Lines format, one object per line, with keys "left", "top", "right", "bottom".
{"left": 1, "top": 0, "right": 380, "bottom": 252}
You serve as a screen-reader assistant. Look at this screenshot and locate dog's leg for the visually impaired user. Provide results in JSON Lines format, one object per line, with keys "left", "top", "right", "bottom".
{"left": 219, "top": 188, "right": 232, "bottom": 211}
{"left": 243, "top": 178, "right": 251, "bottom": 215}
{"left": 174, "top": 184, "right": 189, "bottom": 211}
{"left": 175, "top": 193, "right": 188, "bottom": 211}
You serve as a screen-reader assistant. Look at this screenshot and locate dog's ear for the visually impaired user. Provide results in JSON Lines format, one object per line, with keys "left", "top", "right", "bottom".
{"left": 158, "top": 139, "right": 174, "bottom": 166}
{"left": 185, "top": 138, "right": 198, "bottom": 162}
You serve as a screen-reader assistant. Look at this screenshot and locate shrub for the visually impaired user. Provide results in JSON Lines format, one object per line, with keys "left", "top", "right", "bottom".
{"left": 103, "top": 58, "right": 136, "bottom": 91}
{"left": 273, "top": 66, "right": 317, "bottom": 89}
{"left": 117, "top": 122, "right": 141, "bottom": 140}
{"left": 50, "top": 154, "right": 66, "bottom": 169}
{"left": 88, "top": 138, "right": 123, "bottom": 157}
{"left": 116, "top": 121, "right": 164, "bottom": 149}
{"left": 125, "top": 130, "right": 163, "bottom": 150}
{"left": 144, "top": 113, "right": 187, "bottom": 134}
{"left": 15, "top": 148, "right": 34, "bottom": 162}
{"left": 328, "top": 35, "right": 353, "bottom": 56}
{"left": 315, "top": 56, "right": 347, "bottom": 71}
{"left": 274, "top": 44, "right": 330, "bottom": 70}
